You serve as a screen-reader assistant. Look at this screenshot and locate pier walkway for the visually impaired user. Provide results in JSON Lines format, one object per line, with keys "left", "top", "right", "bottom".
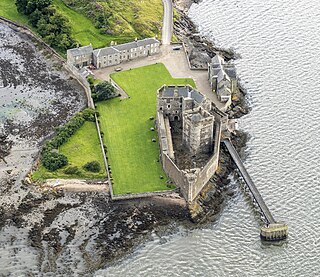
{"left": 223, "top": 139, "right": 275, "bottom": 224}
{"left": 223, "top": 139, "right": 288, "bottom": 240}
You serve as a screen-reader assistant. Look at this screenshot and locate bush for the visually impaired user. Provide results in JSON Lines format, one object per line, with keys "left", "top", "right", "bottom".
{"left": 42, "top": 151, "right": 68, "bottom": 171}
{"left": 81, "top": 108, "right": 96, "bottom": 122}
{"left": 64, "top": 166, "right": 80, "bottom": 175}
{"left": 83, "top": 161, "right": 101, "bottom": 172}
{"left": 93, "top": 81, "right": 116, "bottom": 102}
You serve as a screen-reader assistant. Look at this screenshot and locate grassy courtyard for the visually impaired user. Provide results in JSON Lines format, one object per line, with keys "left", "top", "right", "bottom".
{"left": 96, "top": 63, "right": 195, "bottom": 195}
{"left": 33, "top": 121, "right": 106, "bottom": 180}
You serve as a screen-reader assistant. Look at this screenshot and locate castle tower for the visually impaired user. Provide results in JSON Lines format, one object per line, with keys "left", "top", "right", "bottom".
{"left": 182, "top": 109, "right": 215, "bottom": 155}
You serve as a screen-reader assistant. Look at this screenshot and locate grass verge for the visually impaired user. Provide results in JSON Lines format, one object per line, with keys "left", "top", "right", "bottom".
{"left": 96, "top": 63, "right": 195, "bottom": 195}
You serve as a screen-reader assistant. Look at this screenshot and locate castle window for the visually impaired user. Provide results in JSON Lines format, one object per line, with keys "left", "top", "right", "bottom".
{"left": 160, "top": 107, "right": 163, "bottom": 110}
{"left": 167, "top": 104, "right": 171, "bottom": 109}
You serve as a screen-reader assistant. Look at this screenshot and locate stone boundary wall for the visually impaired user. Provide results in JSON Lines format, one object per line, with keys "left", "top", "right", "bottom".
{"left": 0, "top": 16, "right": 64, "bottom": 62}
{"left": 94, "top": 114, "right": 113, "bottom": 197}
{"left": 64, "top": 63, "right": 95, "bottom": 108}
{"left": 109, "top": 78, "right": 129, "bottom": 98}
{"left": 111, "top": 189, "right": 178, "bottom": 201}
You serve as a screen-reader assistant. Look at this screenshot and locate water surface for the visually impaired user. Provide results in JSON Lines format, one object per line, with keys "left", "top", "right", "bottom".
{"left": 100, "top": 0, "right": 320, "bottom": 276}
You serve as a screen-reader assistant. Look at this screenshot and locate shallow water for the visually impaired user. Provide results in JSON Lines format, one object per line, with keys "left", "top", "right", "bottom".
{"left": 100, "top": 0, "right": 320, "bottom": 276}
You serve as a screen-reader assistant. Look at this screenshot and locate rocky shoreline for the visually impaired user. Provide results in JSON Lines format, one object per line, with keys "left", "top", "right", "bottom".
{"left": 0, "top": 2, "right": 250, "bottom": 275}
{"left": 172, "top": 0, "right": 250, "bottom": 222}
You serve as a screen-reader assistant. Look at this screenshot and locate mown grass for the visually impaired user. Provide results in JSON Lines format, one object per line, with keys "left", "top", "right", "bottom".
{"left": 0, "top": 0, "right": 30, "bottom": 25}
{"left": 33, "top": 121, "right": 106, "bottom": 180}
{"left": 96, "top": 63, "right": 195, "bottom": 195}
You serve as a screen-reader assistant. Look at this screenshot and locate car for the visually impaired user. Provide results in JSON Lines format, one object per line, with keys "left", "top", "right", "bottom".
{"left": 172, "top": 46, "right": 182, "bottom": 51}
{"left": 115, "top": 67, "right": 123, "bottom": 72}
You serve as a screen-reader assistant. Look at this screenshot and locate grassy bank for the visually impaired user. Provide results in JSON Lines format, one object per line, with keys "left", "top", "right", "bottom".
{"left": 1, "top": 0, "right": 163, "bottom": 50}
{"left": 33, "top": 121, "right": 106, "bottom": 180}
{"left": 97, "top": 63, "right": 195, "bottom": 195}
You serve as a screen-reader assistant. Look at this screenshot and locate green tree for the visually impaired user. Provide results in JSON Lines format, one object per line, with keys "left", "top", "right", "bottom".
{"left": 29, "top": 9, "right": 43, "bottom": 27}
{"left": 16, "top": 0, "right": 52, "bottom": 15}
{"left": 42, "top": 152, "right": 68, "bottom": 171}
{"left": 93, "top": 81, "right": 116, "bottom": 102}
{"left": 83, "top": 161, "right": 101, "bottom": 172}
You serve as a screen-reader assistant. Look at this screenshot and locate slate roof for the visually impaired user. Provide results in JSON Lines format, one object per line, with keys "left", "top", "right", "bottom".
{"left": 137, "top": 38, "right": 159, "bottom": 47}
{"left": 67, "top": 45, "right": 93, "bottom": 57}
{"left": 114, "top": 42, "right": 138, "bottom": 51}
{"left": 92, "top": 38, "right": 160, "bottom": 56}
{"left": 159, "top": 85, "right": 205, "bottom": 104}
{"left": 93, "top": 47, "right": 119, "bottom": 58}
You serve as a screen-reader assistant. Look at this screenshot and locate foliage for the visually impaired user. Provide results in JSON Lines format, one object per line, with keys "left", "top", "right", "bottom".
{"left": 32, "top": 122, "right": 106, "bottom": 180}
{"left": 39, "top": 109, "right": 99, "bottom": 173}
{"left": 92, "top": 81, "right": 116, "bottom": 102}
{"left": 96, "top": 63, "right": 195, "bottom": 194}
{"left": 63, "top": 166, "right": 80, "bottom": 175}
{"left": 83, "top": 160, "right": 101, "bottom": 172}
{"left": 16, "top": 0, "right": 53, "bottom": 15}
{"left": 81, "top": 108, "right": 96, "bottom": 122}
{"left": 42, "top": 151, "right": 68, "bottom": 171}
{"left": 60, "top": 0, "right": 163, "bottom": 38}
{"left": 15, "top": 0, "right": 76, "bottom": 51}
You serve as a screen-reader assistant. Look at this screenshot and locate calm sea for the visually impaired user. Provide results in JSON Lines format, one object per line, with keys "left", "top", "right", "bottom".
{"left": 101, "top": 0, "right": 320, "bottom": 276}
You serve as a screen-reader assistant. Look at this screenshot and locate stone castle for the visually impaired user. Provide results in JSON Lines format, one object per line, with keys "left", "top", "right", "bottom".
{"left": 156, "top": 85, "right": 228, "bottom": 202}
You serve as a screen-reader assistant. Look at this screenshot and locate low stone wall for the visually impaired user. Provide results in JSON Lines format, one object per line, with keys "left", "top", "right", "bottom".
{"left": 111, "top": 189, "right": 178, "bottom": 201}
{"left": 0, "top": 16, "right": 63, "bottom": 63}
{"left": 65, "top": 63, "right": 94, "bottom": 108}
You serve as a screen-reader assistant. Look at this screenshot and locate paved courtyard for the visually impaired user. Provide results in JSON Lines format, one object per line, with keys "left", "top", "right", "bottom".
{"left": 93, "top": 45, "right": 227, "bottom": 110}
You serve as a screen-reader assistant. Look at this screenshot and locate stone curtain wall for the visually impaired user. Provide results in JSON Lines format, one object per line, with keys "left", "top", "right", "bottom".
{"left": 188, "top": 152, "right": 219, "bottom": 201}
{"left": 157, "top": 107, "right": 224, "bottom": 202}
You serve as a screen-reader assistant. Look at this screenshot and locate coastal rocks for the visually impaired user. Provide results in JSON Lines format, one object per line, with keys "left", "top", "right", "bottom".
{"left": 173, "top": 9, "right": 238, "bottom": 69}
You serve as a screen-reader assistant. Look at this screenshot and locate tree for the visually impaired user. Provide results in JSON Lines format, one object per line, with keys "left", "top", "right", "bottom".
{"left": 42, "top": 152, "right": 68, "bottom": 171}
{"left": 93, "top": 81, "right": 115, "bottom": 102}
{"left": 83, "top": 161, "right": 101, "bottom": 172}
{"left": 15, "top": 0, "right": 28, "bottom": 14}
{"left": 26, "top": 0, "right": 52, "bottom": 15}
{"left": 29, "top": 9, "right": 43, "bottom": 27}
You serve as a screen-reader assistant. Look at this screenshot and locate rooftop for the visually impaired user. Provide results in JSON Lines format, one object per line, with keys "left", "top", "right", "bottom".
{"left": 158, "top": 85, "right": 205, "bottom": 104}
{"left": 67, "top": 45, "right": 93, "bottom": 57}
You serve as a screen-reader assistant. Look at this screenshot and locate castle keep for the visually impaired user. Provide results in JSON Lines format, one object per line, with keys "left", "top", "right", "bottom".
{"left": 156, "top": 85, "right": 228, "bottom": 202}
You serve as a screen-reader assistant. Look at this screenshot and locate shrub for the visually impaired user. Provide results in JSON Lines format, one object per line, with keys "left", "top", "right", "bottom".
{"left": 64, "top": 166, "right": 80, "bottom": 175}
{"left": 93, "top": 81, "right": 116, "bottom": 102}
{"left": 42, "top": 152, "right": 68, "bottom": 171}
{"left": 83, "top": 161, "right": 101, "bottom": 172}
{"left": 81, "top": 108, "right": 96, "bottom": 122}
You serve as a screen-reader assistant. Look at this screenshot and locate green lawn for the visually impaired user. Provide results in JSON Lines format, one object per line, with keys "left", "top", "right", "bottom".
{"left": 0, "top": 0, "right": 30, "bottom": 25}
{"left": 96, "top": 63, "right": 195, "bottom": 195}
{"left": 33, "top": 121, "right": 106, "bottom": 180}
